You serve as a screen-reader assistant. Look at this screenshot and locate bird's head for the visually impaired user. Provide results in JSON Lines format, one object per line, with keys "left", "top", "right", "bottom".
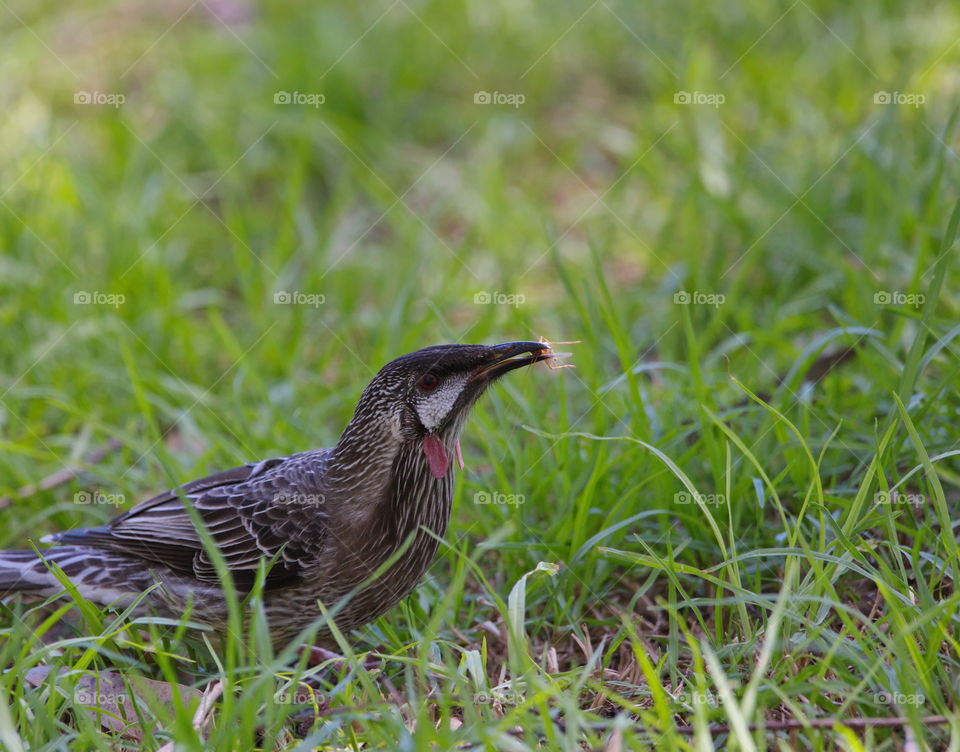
{"left": 337, "top": 341, "right": 552, "bottom": 479}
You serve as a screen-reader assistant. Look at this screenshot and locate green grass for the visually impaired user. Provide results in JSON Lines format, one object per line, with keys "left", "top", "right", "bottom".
{"left": 2, "top": 0, "right": 960, "bottom": 748}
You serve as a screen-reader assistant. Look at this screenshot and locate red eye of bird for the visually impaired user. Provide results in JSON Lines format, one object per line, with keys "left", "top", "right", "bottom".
{"left": 418, "top": 372, "right": 440, "bottom": 391}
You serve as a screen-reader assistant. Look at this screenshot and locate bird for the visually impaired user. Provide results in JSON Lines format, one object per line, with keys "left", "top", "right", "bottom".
{"left": 0, "top": 341, "right": 554, "bottom": 649}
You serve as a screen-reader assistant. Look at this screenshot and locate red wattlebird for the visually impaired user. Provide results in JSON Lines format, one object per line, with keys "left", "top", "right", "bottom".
{"left": 0, "top": 342, "right": 554, "bottom": 648}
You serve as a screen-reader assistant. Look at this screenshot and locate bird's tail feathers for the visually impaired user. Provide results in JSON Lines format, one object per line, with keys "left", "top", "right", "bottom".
{"left": 0, "top": 546, "right": 147, "bottom": 598}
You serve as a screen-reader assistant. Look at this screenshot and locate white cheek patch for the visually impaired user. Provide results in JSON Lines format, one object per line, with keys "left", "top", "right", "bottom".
{"left": 415, "top": 375, "right": 468, "bottom": 431}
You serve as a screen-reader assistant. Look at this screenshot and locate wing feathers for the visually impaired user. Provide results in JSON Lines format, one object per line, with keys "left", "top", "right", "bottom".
{"left": 45, "top": 450, "right": 331, "bottom": 589}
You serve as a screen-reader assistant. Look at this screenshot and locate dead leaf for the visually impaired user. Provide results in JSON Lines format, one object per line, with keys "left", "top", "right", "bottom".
{"left": 25, "top": 666, "right": 203, "bottom": 741}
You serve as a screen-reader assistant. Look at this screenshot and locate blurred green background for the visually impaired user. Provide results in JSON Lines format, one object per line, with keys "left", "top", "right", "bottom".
{"left": 2, "top": 2, "right": 957, "bottom": 439}
{"left": 3, "top": 0, "right": 960, "bottom": 746}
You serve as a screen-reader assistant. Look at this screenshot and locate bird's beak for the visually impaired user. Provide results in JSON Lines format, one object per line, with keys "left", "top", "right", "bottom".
{"left": 470, "top": 341, "right": 553, "bottom": 382}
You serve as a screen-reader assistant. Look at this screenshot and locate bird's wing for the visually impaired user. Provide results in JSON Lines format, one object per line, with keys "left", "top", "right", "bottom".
{"left": 48, "top": 450, "right": 332, "bottom": 588}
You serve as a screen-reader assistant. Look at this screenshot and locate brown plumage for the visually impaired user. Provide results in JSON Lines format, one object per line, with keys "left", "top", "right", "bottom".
{"left": 0, "top": 342, "right": 553, "bottom": 648}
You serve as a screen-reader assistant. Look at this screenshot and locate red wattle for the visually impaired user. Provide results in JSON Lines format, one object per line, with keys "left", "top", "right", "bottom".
{"left": 422, "top": 434, "right": 449, "bottom": 478}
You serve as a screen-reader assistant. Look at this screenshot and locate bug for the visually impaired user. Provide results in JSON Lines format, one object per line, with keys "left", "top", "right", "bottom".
{"left": 537, "top": 336, "right": 578, "bottom": 370}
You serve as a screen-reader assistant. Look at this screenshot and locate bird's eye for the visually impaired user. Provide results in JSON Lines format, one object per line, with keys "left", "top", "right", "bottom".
{"left": 418, "top": 372, "right": 440, "bottom": 391}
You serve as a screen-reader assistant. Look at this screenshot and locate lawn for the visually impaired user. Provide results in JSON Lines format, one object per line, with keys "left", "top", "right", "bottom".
{"left": 1, "top": 0, "right": 959, "bottom": 749}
